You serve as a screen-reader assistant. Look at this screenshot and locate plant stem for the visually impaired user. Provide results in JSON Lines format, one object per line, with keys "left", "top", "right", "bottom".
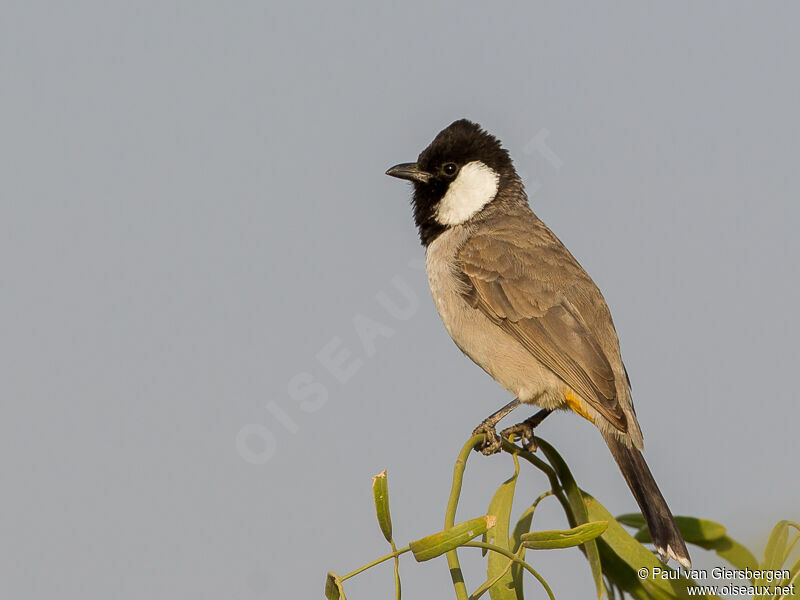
{"left": 444, "top": 435, "right": 485, "bottom": 600}
{"left": 340, "top": 546, "right": 411, "bottom": 582}
{"left": 501, "top": 438, "right": 574, "bottom": 525}
{"left": 391, "top": 539, "right": 401, "bottom": 600}
{"left": 469, "top": 547, "right": 520, "bottom": 600}
{"left": 463, "top": 542, "right": 555, "bottom": 600}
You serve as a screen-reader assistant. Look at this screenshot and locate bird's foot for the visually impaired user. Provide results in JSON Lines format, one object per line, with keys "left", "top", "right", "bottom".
{"left": 499, "top": 410, "right": 552, "bottom": 452}
{"left": 471, "top": 421, "right": 503, "bottom": 455}
{"left": 500, "top": 422, "right": 537, "bottom": 452}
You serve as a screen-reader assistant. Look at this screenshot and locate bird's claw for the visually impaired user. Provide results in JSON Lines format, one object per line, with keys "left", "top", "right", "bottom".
{"left": 471, "top": 422, "right": 503, "bottom": 455}
{"left": 500, "top": 422, "right": 538, "bottom": 452}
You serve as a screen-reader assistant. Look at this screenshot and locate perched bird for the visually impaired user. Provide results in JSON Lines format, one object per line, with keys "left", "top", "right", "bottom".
{"left": 386, "top": 119, "right": 691, "bottom": 568}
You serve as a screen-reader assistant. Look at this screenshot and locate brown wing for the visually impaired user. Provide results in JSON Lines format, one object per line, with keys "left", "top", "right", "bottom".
{"left": 458, "top": 213, "right": 628, "bottom": 432}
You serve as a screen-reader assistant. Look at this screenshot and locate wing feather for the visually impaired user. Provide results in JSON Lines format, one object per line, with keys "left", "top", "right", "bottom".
{"left": 458, "top": 217, "right": 628, "bottom": 431}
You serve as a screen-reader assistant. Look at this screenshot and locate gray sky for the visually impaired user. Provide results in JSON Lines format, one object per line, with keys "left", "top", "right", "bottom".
{"left": 2, "top": 2, "right": 799, "bottom": 598}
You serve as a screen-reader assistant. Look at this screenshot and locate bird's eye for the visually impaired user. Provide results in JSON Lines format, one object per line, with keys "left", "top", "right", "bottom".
{"left": 442, "top": 163, "right": 458, "bottom": 176}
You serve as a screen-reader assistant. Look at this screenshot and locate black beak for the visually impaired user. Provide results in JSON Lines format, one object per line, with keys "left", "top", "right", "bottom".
{"left": 385, "top": 162, "right": 432, "bottom": 184}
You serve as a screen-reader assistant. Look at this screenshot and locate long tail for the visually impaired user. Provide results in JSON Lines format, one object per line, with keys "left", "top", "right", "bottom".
{"left": 602, "top": 432, "right": 692, "bottom": 568}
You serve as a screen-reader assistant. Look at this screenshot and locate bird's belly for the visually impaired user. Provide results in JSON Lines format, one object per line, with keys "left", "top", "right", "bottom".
{"left": 425, "top": 230, "right": 566, "bottom": 409}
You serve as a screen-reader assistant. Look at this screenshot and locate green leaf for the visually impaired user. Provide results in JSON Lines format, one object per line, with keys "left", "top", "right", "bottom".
{"left": 753, "top": 520, "right": 791, "bottom": 598}
{"left": 465, "top": 541, "right": 556, "bottom": 600}
{"left": 761, "top": 521, "right": 790, "bottom": 570}
{"left": 618, "top": 512, "right": 758, "bottom": 573}
{"left": 470, "top": 555, "right": 519, "bottom": 600}
{"left": 485, "top": 456, "right": 520, "bottom": 600}
{"left": 616, "top": 513, "right": 647, "bottom": 529}
{"left": 511, "top": 504, "right": 536, "bottom": 553}
{"left": 510, "top": 512, "right": 533, "bottom": 599}
{"left": 522, "top": 521, "right": 608, "bottom": 550}
{"left": 629, "top": 516, "right": 727, "bottom": 544}
{"left": 537, "top": 438, "right": 604, "bottom": 600}
{"left": 325, "top": 572, "right": 347, "bottom": 600}
{"left": 482, "top": 459, "right": 519, "bottom": 554}
{"left": 584, "top": 494, "right": 717, "bottom": 600}
{"left": 596, "top": 540, "right": 654, "bottom": 600}
{"left": 692, "top": 536, "right": 758, "bottom": 572}
{"left": 410, "top": 515, "right": 496, "bottom": 562}
{"left": 371, "top": 470, "right": 393, "bottom": 543}
{"left": 510, "top": 491, "right": 553, "bottom": 599}
{"left": 783, "top": 532, "right": 800, "bottom": 566}
{"left": 776, "top": 554, "right": 800, "bottom": 598}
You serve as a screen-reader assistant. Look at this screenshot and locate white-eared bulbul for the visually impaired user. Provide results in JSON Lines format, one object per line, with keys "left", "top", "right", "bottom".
{"left": 386, "top": 119, "right": 691, "bottom": 568}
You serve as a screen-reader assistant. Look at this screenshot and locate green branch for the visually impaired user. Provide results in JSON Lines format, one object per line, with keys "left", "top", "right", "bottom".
{"left": 323, "top": 435, "right": 797, "bottom": 600}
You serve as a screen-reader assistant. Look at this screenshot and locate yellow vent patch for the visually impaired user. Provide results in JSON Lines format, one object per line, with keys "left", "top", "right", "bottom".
{"left": 564, "top": 391, "right": 594, "bottom": 423}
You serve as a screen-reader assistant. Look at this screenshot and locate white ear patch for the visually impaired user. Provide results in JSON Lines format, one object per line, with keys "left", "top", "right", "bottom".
{"left": 435, "top": 161, "right": 500, "bottom": 226}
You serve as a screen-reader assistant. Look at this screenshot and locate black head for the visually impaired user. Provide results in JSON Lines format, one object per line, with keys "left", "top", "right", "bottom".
{"left": 386, "top": 119, "right": 519, "bottom": 245}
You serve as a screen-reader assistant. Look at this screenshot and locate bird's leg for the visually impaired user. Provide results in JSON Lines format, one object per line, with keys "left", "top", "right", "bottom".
{"left": 500, "top": 409, "right": 553, "bottom": 452}
{"left": 471, "top": 398, "right": 521, "bottom": 455}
